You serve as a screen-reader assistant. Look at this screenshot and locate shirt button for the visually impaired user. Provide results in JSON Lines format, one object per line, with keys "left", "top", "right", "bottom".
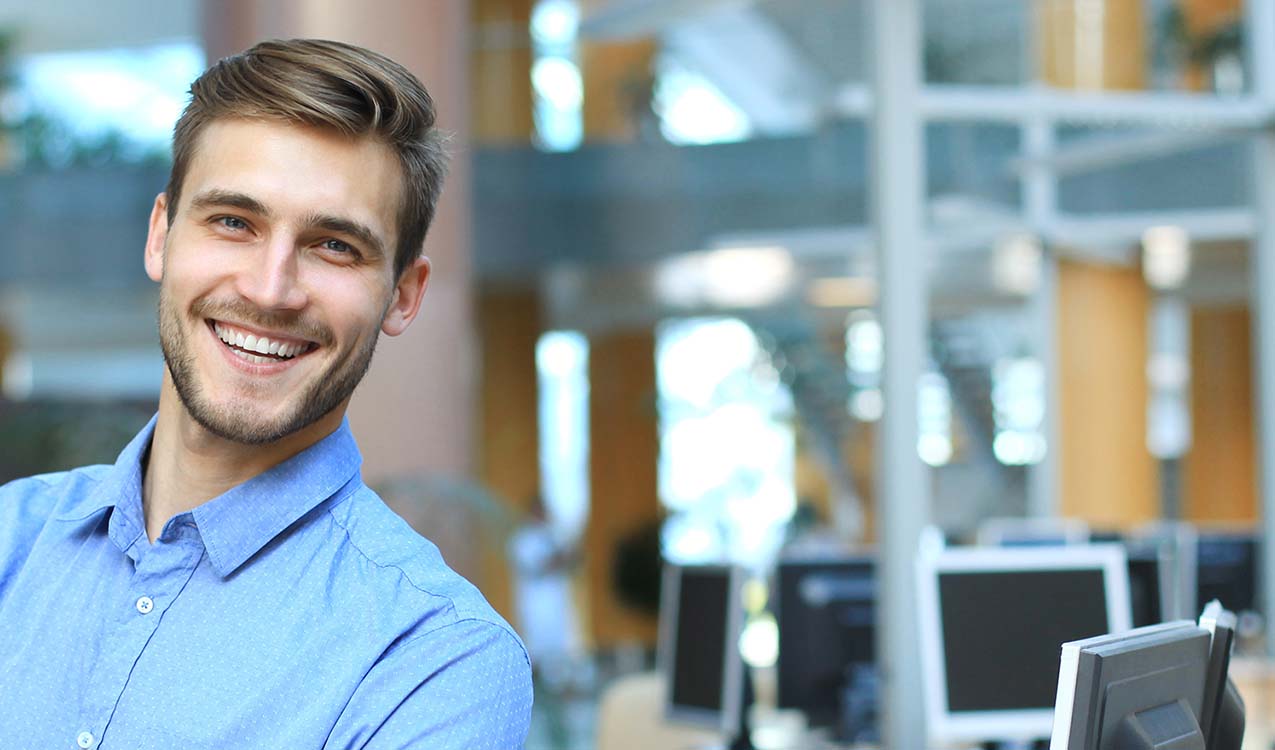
{"left": 77, "top": 731, "right": 94, "bottom": 748}
{"left": 136, "top": 596, "right": 155, "bottom": 614}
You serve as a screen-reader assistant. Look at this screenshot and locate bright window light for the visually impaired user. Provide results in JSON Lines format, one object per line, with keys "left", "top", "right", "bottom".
{"left": 537, "top": 331, "right": 590, "bottom": 540}
{"left": 531, "top": 0, "right": 579, "bottom": 44}
{"left": 846, "top": 313, "right": 883, "bottom": 376}
{"left": 917, "top": 372, "right": 953, "bottom": 467}
{"left": 15, "top": 43, "right": 203, "bottom": 159}
{"left": 531, "top": 0, "right": 583, "bottom": 151}
{"left": 992, "top": 357, "right": 1047, "bottom": 466}
{"left": 846, "top": 311, "right": 884, "bottom": 422}
{"left": 657, "top": 318, "right": 795, "bottom": 565}
{"left": 532, "top": 56, "right": 584, "bottom": 111}
{"left": 1141, "top": 225, "right": 1191, "bottom": 290}
{"left": 739, "top": 612, "right": 779, "bottom": 669}
{"left": 653, "top": 59, "right": 751, "bottom": 146}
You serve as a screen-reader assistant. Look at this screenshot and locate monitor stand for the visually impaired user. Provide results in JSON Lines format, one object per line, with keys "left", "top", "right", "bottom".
{"left": 726, "top": 661, "right": 756, "bottom": 750}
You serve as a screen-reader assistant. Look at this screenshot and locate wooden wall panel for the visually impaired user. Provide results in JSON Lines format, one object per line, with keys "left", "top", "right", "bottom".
{"left": 1037, "top": 0, "right": 1147, "bottom": 90}
{"left": 477, "top": 286, "right": 544, "bottom": 622}
{"left": 586, "top": 329, "right": 660, "bottom": 648}
{"left": 1184, "top": 306, "right": 1257, "bottom": 522}
{"left": 472, "top": 0, "right": 536, "bottom": 144}
{"left": 1057, "top": 260, "right": 1157, "bottom": 527}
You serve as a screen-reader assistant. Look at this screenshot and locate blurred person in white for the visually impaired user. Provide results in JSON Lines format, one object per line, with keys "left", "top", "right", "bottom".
{"left": 508, "top": 495, "right": 584, "bottom": 687}
{"left": 0, "top": 39, "right": 531, "bottom": 748}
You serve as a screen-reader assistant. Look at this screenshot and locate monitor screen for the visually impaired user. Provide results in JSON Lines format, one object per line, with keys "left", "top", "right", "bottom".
{"left": 1196, "top": 533, "right": 1259, "bottom": 615}
{"left": 670, "top": 568, "right": 731, "bottom": 711}
{"left": 918, "top": 545, "right": 1132, "bottom": 743}
{"left": 659, "top": 564, "right": 744, "bottom": 731}
{"left": 1126, "top": 549, "right": 1165, "bottom": 628}
{"left": 939, "top": 569, "right": 1110, "bottom": 712}
{"left": 775, "top": 557, "right": 875, "bottom": 727}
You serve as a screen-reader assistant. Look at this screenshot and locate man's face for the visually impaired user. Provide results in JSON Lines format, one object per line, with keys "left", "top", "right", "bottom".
{"left": 144, "top": 118, "right": 428, "bottom": 445}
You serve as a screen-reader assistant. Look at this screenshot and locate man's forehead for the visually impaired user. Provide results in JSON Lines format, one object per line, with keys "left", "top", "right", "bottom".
{"left": 179, "top": 118, "right": 401, "bottom": 239}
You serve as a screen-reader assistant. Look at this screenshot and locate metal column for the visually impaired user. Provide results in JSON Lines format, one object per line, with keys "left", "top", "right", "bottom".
{"left": 1244, "top": 0, "right": 1275, "bottom": 656}
{"left": 870, "top": 1, "right": 929, "bottom": 747}
{"left": 1024, "top": 116, "right": 1062, "bottom": 520}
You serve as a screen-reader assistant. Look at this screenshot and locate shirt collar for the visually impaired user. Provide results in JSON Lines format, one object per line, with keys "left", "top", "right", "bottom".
{"left": 193, "top": 420, "right": 362, "bottom": 577}
{"left": 54, "top": 414, "right": 156, "bottom": 525}
{"left": 54, "top": 415, "right": 364, "bottom": 578}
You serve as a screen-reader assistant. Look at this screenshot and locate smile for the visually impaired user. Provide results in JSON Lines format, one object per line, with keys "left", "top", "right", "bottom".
{"left": 210, "top": 320, "right": 318, "bottom": 365}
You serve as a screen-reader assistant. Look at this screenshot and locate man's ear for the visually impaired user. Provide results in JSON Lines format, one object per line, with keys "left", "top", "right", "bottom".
{"left": 143, "top": 193, "right": 169, "bottom": 282}
{"left": 382, "top": 255, "right": 432, "bottom": 336}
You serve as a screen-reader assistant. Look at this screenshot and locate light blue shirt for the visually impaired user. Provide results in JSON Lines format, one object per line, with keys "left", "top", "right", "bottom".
{"left": 0, "top": 416, "right": 532, "bottom": 749}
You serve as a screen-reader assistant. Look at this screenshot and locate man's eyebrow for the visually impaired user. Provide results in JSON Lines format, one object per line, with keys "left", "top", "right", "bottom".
{"left": 303, "top": 213, "right": 388, "bottom": 259}
{"left": 187, "top": 189, "right": 272, "bottom": 217}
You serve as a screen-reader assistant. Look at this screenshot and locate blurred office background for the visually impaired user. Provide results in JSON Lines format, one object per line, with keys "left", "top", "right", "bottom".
{"left": 0, "top": 0, "right": 1270, "bottom": 747}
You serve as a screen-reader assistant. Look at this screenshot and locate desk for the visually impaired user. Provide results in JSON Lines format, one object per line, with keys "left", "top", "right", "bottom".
{"left": 1231, "top": 657, "right": 1275, "bottom": 749}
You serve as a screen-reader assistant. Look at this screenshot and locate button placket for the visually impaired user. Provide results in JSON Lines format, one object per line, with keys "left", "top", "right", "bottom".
{"left": 76, "top": 537, "right": 205, "bottom": 744}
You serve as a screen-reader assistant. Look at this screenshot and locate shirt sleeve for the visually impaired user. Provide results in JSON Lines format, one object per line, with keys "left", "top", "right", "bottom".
{"left": 326, "top": 618, "right": 534, "bottom": 750}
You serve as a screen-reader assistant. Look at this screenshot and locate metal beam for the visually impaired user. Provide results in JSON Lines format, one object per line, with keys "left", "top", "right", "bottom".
{"left": 870, "top": 1, "right": 928, "bottom": 748}
{"left": 1007, "top": 128, "right": 1248, "bottom": 179}
{"left": 833, "top": 83, "right": 1275, "bottom": 129}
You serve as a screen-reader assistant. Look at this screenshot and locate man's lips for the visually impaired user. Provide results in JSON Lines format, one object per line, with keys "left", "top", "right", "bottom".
{"left": 208, "top": 319, "right": 319, "bottom": 364}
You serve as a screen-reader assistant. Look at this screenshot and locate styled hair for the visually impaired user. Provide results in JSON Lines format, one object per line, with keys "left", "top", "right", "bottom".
{"left": 166, "top": 38, "right": 448, "bottom": 278}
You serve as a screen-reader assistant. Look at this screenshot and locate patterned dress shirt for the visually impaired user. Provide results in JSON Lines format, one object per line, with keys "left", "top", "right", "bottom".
{"left": 0, "top": 416, "right": 532, "bottom": 749}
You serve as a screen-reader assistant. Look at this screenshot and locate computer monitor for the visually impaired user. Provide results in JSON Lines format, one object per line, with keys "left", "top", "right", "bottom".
{"left": 1049, "top": 604, "right": 1244, "bottom": 750}
{"left": 1125, "top": 542, "right": 1169, "bottom": 628}
{"left": 1198, "top": 601, "right": 1245, "bottom": 749}
{"left": 977, "top": 517, "right": 1091, "bottom": 547}
{"left": 658, "top": 564, "right": 747, "bottom": 733}
{"left": 988, "top": 528, "right": 1165, "bottom": 628}
{"left": 1195, "top": 530, "right": 1259, "bottom": 616}
{"left": 917, "top": 544, "right": 1132, "bottom": 744}
{"left": 774, "top": 555, "right": 875, "bottom": 734}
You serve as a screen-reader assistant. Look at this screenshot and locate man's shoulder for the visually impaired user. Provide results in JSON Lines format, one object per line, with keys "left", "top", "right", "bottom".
{"left": 0, "top": 465, "right": 112, "bottom": 524}
{"left": 322, "top": 485, "right": 524, "bottom": 645}
{"left": 0, "top": 465, "right": 113, "bottom": 594}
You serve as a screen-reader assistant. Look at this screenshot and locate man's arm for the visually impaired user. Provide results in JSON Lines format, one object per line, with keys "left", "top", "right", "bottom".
{"left": 327, "top": 618, "right": 534, "bottom": 750}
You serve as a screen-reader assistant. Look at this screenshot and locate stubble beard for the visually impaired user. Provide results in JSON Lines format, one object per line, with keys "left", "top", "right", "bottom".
{"left": 157, "top": 286, "right": 380, "bottom": 446}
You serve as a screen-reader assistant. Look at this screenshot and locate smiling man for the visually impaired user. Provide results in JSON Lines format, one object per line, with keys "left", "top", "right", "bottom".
{"left": 0, "top": 40, "right": 532, "bottom": 748}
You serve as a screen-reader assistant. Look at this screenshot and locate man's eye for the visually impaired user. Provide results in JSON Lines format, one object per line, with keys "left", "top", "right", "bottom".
{"left": 216, "top": 216, "right": 248, "bottom": 231}
{"left": 322, "top": 239, "right": 356, "bottom": 255}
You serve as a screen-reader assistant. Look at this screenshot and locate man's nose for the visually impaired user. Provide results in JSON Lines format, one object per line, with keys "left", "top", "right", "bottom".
{"left": 234, "top": 239, "right": 308, "bottom": 311}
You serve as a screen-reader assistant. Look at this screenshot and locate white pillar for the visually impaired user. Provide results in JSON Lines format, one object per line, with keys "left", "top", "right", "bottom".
{"left": 1024, "top": 116, "right": 1061, "bottom": 519}
{"left": 1244, "top": 0, "right": 1275, "bottom": 656}
{"left": 870, "top": 1, "right": 929, "bottom": 747}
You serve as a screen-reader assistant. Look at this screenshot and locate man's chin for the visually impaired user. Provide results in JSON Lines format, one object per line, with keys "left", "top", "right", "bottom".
{"left": 186, "top": 406, "right": 302, "bottom": 446}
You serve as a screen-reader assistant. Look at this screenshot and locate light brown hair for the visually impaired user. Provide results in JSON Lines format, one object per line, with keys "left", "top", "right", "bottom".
{"left": 166, "top": 38, "right": 448, "bottom": 278}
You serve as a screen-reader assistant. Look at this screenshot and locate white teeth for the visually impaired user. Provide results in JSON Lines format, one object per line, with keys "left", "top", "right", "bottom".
{"left": 213, "top": 321, "right": 309, "bottom": 361}
{"left": 231, "top": 349, "right": 272, "bottom": 364}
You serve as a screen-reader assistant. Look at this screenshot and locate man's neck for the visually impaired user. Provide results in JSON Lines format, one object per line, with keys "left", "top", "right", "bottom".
{"left": 142, "top": 379, "right": 345, "bottom": 543}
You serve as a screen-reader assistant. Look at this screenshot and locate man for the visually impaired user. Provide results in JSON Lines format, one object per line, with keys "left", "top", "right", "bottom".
{"left": 0, "top": 39, "right": 532, "bottom": 748}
